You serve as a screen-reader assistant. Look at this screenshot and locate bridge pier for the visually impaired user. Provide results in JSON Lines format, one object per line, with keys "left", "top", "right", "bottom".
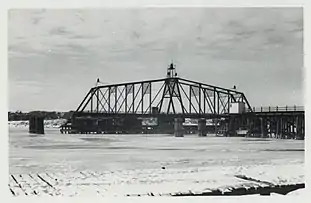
{"left": 29, "top": 115, "right": 44, "bottom": 134}
{"left": 226, "top": 116, "right": 237, "bottom": 137}
{"left": 174, "top": 118, "right": 184, "bottom": 137}
{"left": 276, "top": 119, "right": 280, "bottom": 138}
{"left": 278, "top": 118, "right": 283, "bottom": 139}
{"left": 260, "top": 118, "right": 267, "bottom": 138}
{"left": 266, "top": 119, "right": 271, "bottom": 138}
{"left": 301, "top": 116, "right": 304, "bottom": 138}
{"left": 157, "top": 117, "right": 174, "bottom": 134}
{"left": 282, "top": 118, "right": 286, "bottom": 139}
{"left": 214, "top": 118, "right": 219, "bottom": 136}
{"left": 270, "top": 118, "right": 277, "bottom": 138}
{"left": 296, "top": 115, "right": 304, "bottom": 140}
{"left": 198, "top": 118, "right": 207, "bottom": 137}
{"left": 246, "top": 117, "right": 251, "bottom": 137}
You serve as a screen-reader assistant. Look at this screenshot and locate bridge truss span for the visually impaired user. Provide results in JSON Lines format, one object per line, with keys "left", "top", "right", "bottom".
{"left": 76, "top": 77, "right": 253, "bottom": 116}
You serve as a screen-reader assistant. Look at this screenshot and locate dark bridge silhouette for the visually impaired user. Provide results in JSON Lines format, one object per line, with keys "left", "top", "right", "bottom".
{"left": 61, "top": 63, "right": 304, "bottom": 139}
{"left": 76, "top": 64, "right": 252, "bottom": 116}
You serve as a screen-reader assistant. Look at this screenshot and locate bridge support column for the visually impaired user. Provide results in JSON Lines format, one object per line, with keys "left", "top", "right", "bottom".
{"left": 276, "top": 119, "right": 282, "bottom": 139}
{"left": 295, "top": 116, "right": 298, "bottom": 139}
{"left": 227, "top": 116, "right": 236, "bottom": 137}
{"left": 266, "top": 118, "right": 271, "bottom": 138}
{"left": 260, "top": 118, "right": 267, "bottom": 138}
{"left": 174, "top": 118, "right": 184, "bottom": 137}
{"left": 280, "top": 118, "right": 285, "bottom": 139}
{"left": 29, "top": 115, "right": 45, "bottom": 134}
{"left": 198, "top": 118, "right": 207, "bottom": 137}
{"left": 272, "top": 118, "right": 277, "bottom": 138}
{"left": 302, "top": 116, "right": 305, "bottom": 139}
{"left": 296, "top": 116, "right": 304, "bottom": 140}
{"left": 246, "top": 117, "right": 251, "bottom": 137}
{"left": 214, "top": 118, "right": 218, "bottom": 135}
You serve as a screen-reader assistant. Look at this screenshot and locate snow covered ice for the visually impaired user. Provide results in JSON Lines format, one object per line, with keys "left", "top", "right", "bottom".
{"left": 9, "top": 122, "right": 304, "bottom": 197}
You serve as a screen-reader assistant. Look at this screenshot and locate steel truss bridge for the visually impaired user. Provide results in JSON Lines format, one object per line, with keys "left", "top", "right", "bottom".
{"left": 62, "top": 64, "right": 304, "bottom": 139}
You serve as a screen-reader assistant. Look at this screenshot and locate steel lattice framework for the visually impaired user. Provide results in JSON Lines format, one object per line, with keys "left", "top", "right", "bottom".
{"left": 75, "top": 76, "right": 252, "bottom": 117}
{"left": 61, "top": 64, "right": 304, "bottom": 139}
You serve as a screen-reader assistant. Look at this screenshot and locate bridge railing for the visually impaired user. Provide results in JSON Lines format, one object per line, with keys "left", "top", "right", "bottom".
{"left": 81, "top": 111, "right": 221, "bottom": 115}
{"left": 248, "top": 106, "right": 304, "bottom": 113}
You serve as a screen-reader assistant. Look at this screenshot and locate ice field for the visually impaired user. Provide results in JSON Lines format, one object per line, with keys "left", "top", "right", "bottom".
{"left": 9, "top": 124, "right": 305, "bottom": 196}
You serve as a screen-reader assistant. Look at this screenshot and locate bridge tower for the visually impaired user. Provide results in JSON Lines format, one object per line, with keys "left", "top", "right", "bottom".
{"left": 159, "top": 63, "right": 184, "bottom": 114}
{"left": 167, "top": 62, "right": 178, "bottom": 78}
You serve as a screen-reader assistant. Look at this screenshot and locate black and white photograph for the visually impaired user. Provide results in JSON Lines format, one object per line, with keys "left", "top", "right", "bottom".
{"left": 8, "top": 7, "right": 305, "bottom": 197}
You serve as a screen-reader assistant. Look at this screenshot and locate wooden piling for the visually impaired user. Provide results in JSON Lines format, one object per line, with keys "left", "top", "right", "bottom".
{"left": 174, "top": 118, "right": 184, "bottom": 137}
{"left": 198, "top": 118, "right": 207, "bottom": 137}
{"left": 260, "top": 118, "right": 267, "bottom": 138}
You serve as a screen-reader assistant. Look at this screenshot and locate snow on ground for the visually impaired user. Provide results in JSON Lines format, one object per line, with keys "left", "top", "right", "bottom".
{"left": 9, "top": 128, "right": 304, "bottom": 196}
{"left": 9, "top": 163, "right": 304, "bottom": 197}
{"left": 287, "top": 188, "right": 306, "bottom": 196}
{"left": 8, "top": 119, "right": 66, "bottom": 129}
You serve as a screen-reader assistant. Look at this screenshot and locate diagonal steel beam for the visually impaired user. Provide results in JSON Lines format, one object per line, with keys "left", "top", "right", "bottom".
{"left": 76, "top": 89, "right": 93, "bottom": 112}
{"left": 203, "top": 89, "right": 214, "bottom": 114}
{"left": 179, "top": 83, "right": 198, "bottom": 114}
{"left": 144, "top": 83, "right": 165, "bottom": 114}
{"left": 98, "top": 88, "right": 113, "bottom": 112}
{"left": 80, "top": 88, "right": 97, "bottom": 112}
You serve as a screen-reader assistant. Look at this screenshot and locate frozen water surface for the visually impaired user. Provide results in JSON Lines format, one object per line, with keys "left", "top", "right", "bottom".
{"left": 9, "top": 127, "right": 304, "bottom": 196}
{"left": 9, "top": 128, "right": 304, "bottom": 174}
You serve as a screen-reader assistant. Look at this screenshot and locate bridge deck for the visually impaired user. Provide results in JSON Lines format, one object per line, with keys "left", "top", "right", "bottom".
{"left": 74, "top": 105, "right": 304, "bottom": 119}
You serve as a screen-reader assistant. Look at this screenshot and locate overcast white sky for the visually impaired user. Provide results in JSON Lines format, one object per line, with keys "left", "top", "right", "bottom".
{"left": 8, "top": 8, "right": 303, "bottom": 112}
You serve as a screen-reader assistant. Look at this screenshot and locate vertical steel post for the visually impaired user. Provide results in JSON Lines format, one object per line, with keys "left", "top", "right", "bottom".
{"left": 115, "top": 86, "right": 117, "bottom": 113}
{"left": 227, "top": 91, "right": 230, "bottom": 114}
{"left": 189, "top": 86, "right": 192, "bottom": 114}
{"left": 167, "top": 80, "right": 174, "bottom": 114}
{"left": 132, "top": 85, "right": 135, "bottom": 113}
{"left": 203, "top": 89, "right": 206, "bottom": 114}
{"left": 217, "top": 92, "right": 220, "bottom": 114}
{"left": 199, "top": 85, "right": 201, "bottom": 114}
{"left": 213, "top": 88, "right": 216, "bottom": 114}
{"left": 96, "top": 89, "right": 99, "bottom": 113}
{"left": 125, "top": 85, "right": 128, "bottom": 113}
{"left": 108, "top": 87, "right": 111, "bottom": 113}
{"left": 91, "top": 89, "right": 93, "bottom": 112}
{"left": 149, "top": 82, "right": 152, "bottom": 114}
{"left": 141, "top": 83, "right": 144, "bottom": 114}
{"left": 171, "top": 81, "right": 176, "bottom": 114}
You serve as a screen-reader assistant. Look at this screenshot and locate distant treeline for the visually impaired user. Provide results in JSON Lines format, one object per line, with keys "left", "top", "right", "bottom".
{"left": 8, "top": 111, "right": 75, "bottom": 121}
